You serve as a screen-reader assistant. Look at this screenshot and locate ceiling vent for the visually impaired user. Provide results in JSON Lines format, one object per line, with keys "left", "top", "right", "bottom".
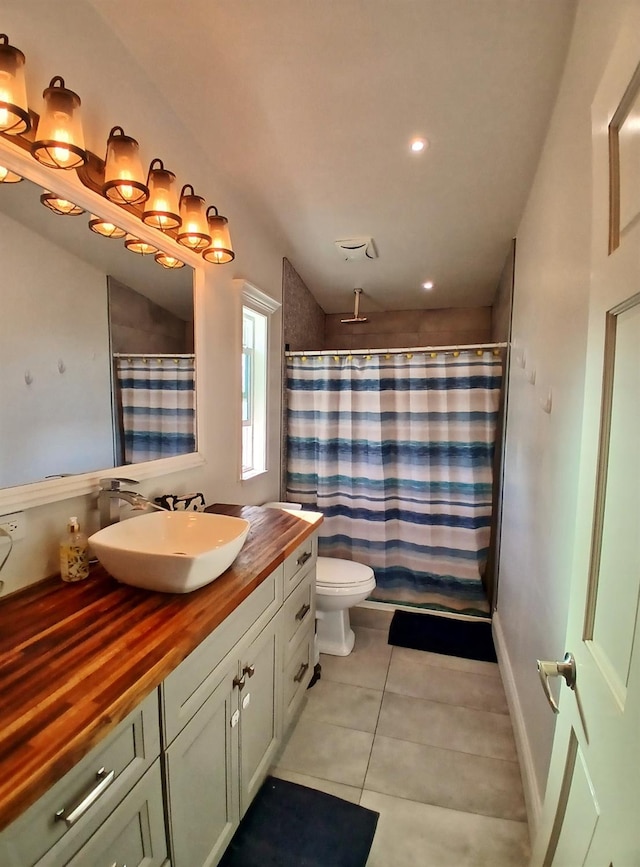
{"left": 334, "top": 237, "right": 378, "bottom": 261}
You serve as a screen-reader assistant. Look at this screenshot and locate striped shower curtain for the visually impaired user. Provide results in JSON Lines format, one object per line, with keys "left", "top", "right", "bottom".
{"left": 285, "top": 351, "right": 502, "bottom": 614}
{"left": 114, "top": 355, "right": 196, "bottom": 464}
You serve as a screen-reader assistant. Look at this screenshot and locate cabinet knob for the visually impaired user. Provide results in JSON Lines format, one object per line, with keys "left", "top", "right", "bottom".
{"left": 233, "top": 673, "right": 246, "bottom": 690}
{"left": 242, "top": 663, "right": 256, "bottom": 678}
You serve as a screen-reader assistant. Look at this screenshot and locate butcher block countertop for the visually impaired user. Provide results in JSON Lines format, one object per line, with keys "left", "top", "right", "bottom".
{"left": 0, "top": 504, "right": 322, "bottom": 831}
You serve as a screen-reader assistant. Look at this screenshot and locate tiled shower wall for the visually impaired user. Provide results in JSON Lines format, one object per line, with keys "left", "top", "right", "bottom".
{"left": 282, "top": 258, "right": 325, "bottom": 351}
{"left": 324, "top": 306, "right": 491, "bottom": 350}
{"left": 108, "top": 277, "right": 193, "bottom": 355}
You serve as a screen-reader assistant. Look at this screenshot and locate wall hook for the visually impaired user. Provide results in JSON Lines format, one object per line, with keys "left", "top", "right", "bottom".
{"left": 58, "top": 359, "right": 66, "bottom": 374}
{"left": 24, "top": 370, "right": 33, "bottom": 385}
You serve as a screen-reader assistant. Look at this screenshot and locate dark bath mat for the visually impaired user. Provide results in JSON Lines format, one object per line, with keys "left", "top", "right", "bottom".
{"left": 219, "top": 776, "right": 379, "bottom": 867}
{"left": 388, "top": 609, "right": 497, "bottom": 663}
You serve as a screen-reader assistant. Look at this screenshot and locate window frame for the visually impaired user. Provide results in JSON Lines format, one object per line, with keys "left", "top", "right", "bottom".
{"left": 235, "top": 280, "right": 281, "bottom": 482}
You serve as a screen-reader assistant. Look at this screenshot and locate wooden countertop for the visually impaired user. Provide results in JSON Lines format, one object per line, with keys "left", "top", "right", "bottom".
{"left": 0, "top": 504, "right": 321, "bottom": 831}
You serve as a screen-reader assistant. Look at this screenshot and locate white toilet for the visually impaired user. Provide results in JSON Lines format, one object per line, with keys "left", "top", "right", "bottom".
{"left": 262, "top": 502, "right": 376, "bottom": 657}
{"left": 315, "top": 556, "right": 376, "bottom": 656}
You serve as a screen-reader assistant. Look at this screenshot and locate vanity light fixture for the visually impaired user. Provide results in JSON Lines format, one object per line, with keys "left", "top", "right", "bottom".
{"left": 88, "top": 215, "right": 126, "bottom": 239}
{"left": 142, "top": 158, "right": 181, "bottom": 230}
{"left": 0, "top": 164, "right": 22, "bottom": 183}
{"left": 155, "top": 251, "right": 185, "bottom": 269}
{"left": 177, "top": 184, "right": 211, "bottom": 251}
{"left": 0, "top": 34, "right": 30, "bottom": 135}
{"left": 31, "top": 77, "right": 87, "bottom": 170}
{"left": 40, "top": 191, "right": 84, "bottom": 216}
{"left": 124, "top": 234, "right": 158, "bottom": 255}
{"left": 102, "top": 126, "right": 149, "bottom": 206}
{"left": 201, "top": 205, "right": 235, "bottom": 264}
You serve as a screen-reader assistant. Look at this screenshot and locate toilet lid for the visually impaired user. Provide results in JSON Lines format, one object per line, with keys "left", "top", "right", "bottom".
{"left": 316, "top": 556, "right": 375, "bottom": 588}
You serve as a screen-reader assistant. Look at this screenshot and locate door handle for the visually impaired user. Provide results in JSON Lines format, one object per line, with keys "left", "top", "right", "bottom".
{"left": 536, "top": 652, "right": 576, "bottom": 714}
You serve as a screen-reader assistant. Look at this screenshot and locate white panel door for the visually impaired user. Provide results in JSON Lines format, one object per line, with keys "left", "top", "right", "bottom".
{"left": 530, "top": 10, "right": 640, "bottom": 867}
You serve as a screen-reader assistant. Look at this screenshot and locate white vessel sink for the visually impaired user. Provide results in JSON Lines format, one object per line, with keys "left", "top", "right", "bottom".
{"left": 89, "top": 511, "right": 251, "bottom": 593}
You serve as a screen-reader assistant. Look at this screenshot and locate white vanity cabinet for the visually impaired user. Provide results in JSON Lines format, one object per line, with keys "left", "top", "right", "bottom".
{"left": 162, "top": 565, "right": 282, "bottom": 867}
{"left": 0, "top": 523, "right": 320, "bottom": 867}
{"left": 0, "top": 692, "right": 166, "bottom": 867}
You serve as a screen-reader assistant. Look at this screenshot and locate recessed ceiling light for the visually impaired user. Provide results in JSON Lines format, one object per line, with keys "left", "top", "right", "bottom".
{"left": 422, "top": 281, "right": 434, "bottom": 290}
{"left": 410, "top": 137, "right": 428, "bottom": 153}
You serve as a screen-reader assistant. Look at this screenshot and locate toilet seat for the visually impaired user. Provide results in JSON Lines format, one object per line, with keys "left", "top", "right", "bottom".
{"left": 316, "top": 556, "right": 375, "bottom": 594}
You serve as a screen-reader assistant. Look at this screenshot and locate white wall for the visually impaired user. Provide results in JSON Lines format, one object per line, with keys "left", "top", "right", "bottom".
{"left": 0, "top": 2, "right": 287, "bottom": 595}
{"left": 0, "top": 212, "right": 113, "bottom": 487}
{"left": 497, "top": 0, "right": 632, "bottom": 818}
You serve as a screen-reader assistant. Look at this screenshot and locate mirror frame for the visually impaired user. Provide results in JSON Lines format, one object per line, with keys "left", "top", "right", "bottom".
{"left": 0, "top": 134, "right": 205, "bottom": 513}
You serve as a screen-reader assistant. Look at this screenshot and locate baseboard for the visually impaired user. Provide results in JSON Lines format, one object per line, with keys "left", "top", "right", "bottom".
{"left": 492, "top": 610, "right": 542, "bottom": 836}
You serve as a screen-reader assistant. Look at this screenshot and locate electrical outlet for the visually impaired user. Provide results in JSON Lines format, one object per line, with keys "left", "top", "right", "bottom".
{"left": 0, "top": 511, "right": 26, "bottom": 541}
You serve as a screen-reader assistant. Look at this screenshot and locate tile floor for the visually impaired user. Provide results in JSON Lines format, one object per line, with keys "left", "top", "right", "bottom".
{"left": 271, "top": 607, "right": 530, "bottom": 867}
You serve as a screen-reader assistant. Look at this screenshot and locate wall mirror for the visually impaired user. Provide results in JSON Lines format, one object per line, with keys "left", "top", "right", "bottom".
{"left": 0, "top": 140, "right": 202, "bottom": 511}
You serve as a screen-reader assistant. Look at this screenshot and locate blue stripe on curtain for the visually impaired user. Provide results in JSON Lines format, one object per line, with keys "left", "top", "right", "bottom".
{"left": 115, "top": 356, "right": 196, "bottom": 463}
{"left": 285, "top": 352, "right": 502, "bottom": 608}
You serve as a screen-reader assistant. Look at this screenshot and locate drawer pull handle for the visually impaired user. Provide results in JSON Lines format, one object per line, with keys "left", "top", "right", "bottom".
{"left": 297, "top": 551, "right": 312, "bottom": 567}
{"left": 55, "top": 767, "right": 115, "bottom": 828}
{"left": 233, "top": 673, "right": 246, "bottom": 690}
{"left": 242, "top": 663, "right": 256, "bottom": 678}
{"left": 295, "top": 602, "right": 311, "bottom": 622}
{"left": 293, "top": 662, "right": 309, "bottom": 684}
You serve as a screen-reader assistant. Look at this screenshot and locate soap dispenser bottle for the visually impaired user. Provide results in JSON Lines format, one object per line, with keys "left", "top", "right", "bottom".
{"left": 60, "top": 516, "right": 90, "bottom": 582}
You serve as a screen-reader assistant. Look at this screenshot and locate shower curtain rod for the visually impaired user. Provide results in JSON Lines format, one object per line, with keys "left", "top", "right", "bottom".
{"left": 112, "top": 353, "right": 195, "bottom": 359}
{"left": 285, "top": 341, "right": 508, "bottom": 358}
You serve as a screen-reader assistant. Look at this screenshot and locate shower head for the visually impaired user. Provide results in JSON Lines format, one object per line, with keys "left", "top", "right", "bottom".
{"left": 340, "top": 288, "right": 369, "bottom": 323}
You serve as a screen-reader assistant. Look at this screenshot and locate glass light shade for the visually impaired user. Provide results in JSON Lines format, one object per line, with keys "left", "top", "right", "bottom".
{"left": 88, "top": 216, "right": 126, "bottom": 238}
{"left": 31, "top": 77, "right": 86, "bottom": 170}
{"left": 102, "top": 126, "right": 149, "bottom": 205}
{"left": 142, "top": 159, "right": 181, "bottom": 229}
{"left": 177, "top": 184, "right": 210, "bottom": 250}
{"left": 0, "top": 164, "right": 22, "bottom": 183}
{"left": 40, "top": 191, "right": 84, "bottom": 216}
{"left": 0, "top": 35, "right": 30, "bottom": 134}
{"left": 202, "top": 206, "right": 235, "bottom": 264}
{"left": 155, "top": 251, "right": 185, "bottom": 269}
{"left": 124, "top": 234, "right": 158, "bottom": 255}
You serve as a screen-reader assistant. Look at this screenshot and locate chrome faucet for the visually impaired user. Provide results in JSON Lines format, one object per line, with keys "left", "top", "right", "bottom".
{"left": 98, "top": 478, "right": 165, "bottom": 527}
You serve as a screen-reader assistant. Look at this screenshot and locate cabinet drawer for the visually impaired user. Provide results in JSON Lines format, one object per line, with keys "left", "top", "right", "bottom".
{"left": 162, "top": 566, "right": 281, "bottom": 745}
{"left": 48, "top": 760, "right": 167, "bottom": 867}
{"left": 0, "top": 691, "right": 160, "bottom": 867}
{"left": 283, "top": 625, "right": 314, "bottom": 733}
{"left": 281, "top": 573, "right": 315, "bottom": 663}
{"left": 283, "top": 534, "right": 317, "bottom": 596}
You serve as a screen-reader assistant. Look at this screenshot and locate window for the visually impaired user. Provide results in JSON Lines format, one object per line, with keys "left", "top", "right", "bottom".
{"left": 235, "top": 279, "right": 280, "bottom": 481}
{"left": 242, "top": 305, "right": 267, "bottom": 477}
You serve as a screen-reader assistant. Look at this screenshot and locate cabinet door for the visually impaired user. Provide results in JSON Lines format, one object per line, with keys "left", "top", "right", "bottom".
{"left": 239, "top": 618, "right": 280, "bottom": 815}
{"left": 61, "top": 761, "right": 167, "bottom": 867}
{"left": 165, "top": 666, "right": 239, "bottom": 867}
